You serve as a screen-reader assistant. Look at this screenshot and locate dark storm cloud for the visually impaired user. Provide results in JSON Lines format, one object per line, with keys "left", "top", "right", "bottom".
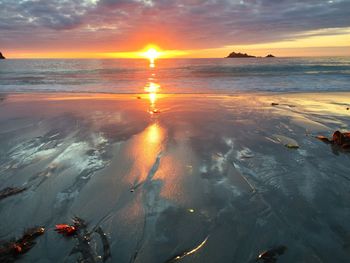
{"left": 0, "top": 0, "right": 349, "bottom": 50}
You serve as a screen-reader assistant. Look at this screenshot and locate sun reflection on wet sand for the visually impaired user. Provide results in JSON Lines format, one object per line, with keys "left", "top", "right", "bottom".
{"left": 144, "top": 60, "right": 161, "bottom": 115}
{"left": 144, "top": 82, "right": 160, "bottom": 93}
{"left": 122, "top": 59, "right": 165, "bottom": 191}
{"left": 147, "top": 123, "right": 161, "bottom": 144}
{"left": 123, "top": 122, "right": 165, "bottom": 193}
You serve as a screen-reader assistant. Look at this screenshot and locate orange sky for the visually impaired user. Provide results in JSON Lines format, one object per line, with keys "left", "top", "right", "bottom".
{"left": 6, "top": 29, "right": 350, "bottom": 58}
{"left": 1, "top": 1, "right": 350, "bottom": 58}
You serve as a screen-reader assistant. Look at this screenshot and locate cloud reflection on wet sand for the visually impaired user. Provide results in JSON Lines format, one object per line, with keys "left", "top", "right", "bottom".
{"left": 1, "top": 92, "right": 350, "bottom": 262}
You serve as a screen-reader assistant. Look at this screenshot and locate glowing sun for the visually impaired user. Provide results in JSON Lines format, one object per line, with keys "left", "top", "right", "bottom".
{"left": 143, "top": 48, "right": 160, "bottom": 63}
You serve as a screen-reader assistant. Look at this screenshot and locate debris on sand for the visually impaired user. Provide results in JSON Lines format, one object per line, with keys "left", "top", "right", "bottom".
{"left": 55, "top": 216, "right": 86, "bottom": 237}
{"left": 286, "top": 104, "right": 296, "bottom": 108}
{"left": 315, "top": 135, "right": 330, "bottom": 143}
{"left": 150, "top": 109, "right": 161, "bottom": 114}
{"left": 166, "top": 236, "right": 209, "bottom": 262}
{"left": 270, "top": 102, "right": 296, "bottom": 108}
{"left": 237, "top": 148, "right": 254, "bottom": 160}
{"left": 316, "top": 131, "right": 350, "bottom": 151}
{"left": 130, "top": 181, "right": 142, "bottom": 193}
{"left": 257, "top": 245, "right": 287, "bottom": 262}
{"left": 55, "top": 224, "right": 78, "bottom": 236}
{"left": 284, "top": 144, "right": 299, "bottom": 149}
{"left": 272, "top": 134, "right": 299, "bottom": 150}
{"left": 0, "top": 187, "right": 27, "bottom": 201}
{"left": 333, "top": 131, "right": 350, "bottom": 147}
{"left": 56, "top": 217, "right": 111, "bottom": 262}
{"left": 95, "top": 227, "right": 111, "bottom": 262}
{"left": 0, "top": 227, "right": 45, "bottom": 262}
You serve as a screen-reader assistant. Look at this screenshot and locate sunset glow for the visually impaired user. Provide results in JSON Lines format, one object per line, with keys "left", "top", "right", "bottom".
{"left": 143, "top": 48, "right": 160, "bottom": 63}
{"left": 1, "top": 1, "right": 350, "bottom": 58}
{"left": 1, "top": 1, "right": 350, "bottom": 262}
{"left": 144, "top": 82, "right": 160, "bottom": 94}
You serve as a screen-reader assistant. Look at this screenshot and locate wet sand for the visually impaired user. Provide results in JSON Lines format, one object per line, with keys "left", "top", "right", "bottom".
{"left": 1, "top": 92, "right": 350, "bottom": 262}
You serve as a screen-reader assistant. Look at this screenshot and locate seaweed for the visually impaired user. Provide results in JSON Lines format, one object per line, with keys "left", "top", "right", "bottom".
{"left": 95, "top": 227, "right": 111, "bottom": 262}
{"left": 316, "top": 130, "right": 350, "bottom": 154}
{"left": 0, "top": 227, "right": 45, "bottom": 263}
{"left": 55, "top": 217, "right": 111, "bottom": 262}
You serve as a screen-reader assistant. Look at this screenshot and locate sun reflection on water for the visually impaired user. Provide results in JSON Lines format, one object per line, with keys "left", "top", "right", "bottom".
{"left": 143, "top": 47, "right": 159, "bottom": 68}
{"left": 144, "top": 82, "right": 160, "bottom": 93}
{"left": 144, "top": 63, "right": 161, "bottom": 115}
{"left": 147, "top": 123, "right": 161, "bottom": 144}
{"left": 149, "top": 92, "right": 156, "bottom": 106}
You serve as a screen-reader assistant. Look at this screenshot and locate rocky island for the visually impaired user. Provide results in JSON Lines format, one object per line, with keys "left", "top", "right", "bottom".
{"left": 226, "top": 51, "right": 276, "bottom": 58}
{"left": 226, "top": 51, "right": 256, "bottom": 58}
{"left": 0, "top": 52, "right": 5, "bottom": 59}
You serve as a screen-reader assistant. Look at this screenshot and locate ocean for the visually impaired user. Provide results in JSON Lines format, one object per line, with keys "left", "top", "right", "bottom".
{"left": 1, "top": 57, "right": 350, "bottom": 93}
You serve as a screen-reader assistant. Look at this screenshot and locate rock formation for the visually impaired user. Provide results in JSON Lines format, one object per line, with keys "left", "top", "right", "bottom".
{"left": 226, "top": 51, "right": 255, "bottom": 58}
{"left": 226, "top": 51, "right": 276, "bottom": 58}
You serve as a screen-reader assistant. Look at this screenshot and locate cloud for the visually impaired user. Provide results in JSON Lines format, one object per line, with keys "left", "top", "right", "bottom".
{"left": 0, "top": 0, "right": 92, "bottom": 30}
{"left": 0, "top": 0, "right": 350, "bottom": 51}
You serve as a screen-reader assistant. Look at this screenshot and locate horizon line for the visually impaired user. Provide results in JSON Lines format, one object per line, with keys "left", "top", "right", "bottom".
{"left": 3, "top": 55, "right": 350, "bottom": 59}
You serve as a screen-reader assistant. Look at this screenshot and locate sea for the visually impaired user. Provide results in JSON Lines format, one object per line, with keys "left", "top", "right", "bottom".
{"left": 1, "top": 57, "right": 350, "bottom": 93}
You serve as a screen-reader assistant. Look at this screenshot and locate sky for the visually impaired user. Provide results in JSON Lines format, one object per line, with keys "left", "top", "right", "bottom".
{"left": 0, "top": 0, "right": 349, "bottom": 58}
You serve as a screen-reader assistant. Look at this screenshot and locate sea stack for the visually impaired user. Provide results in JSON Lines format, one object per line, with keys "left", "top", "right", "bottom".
{"left": 226, "top": 51, "right": 256, "bottom": 58}
{"left": 0, "top": 52, "right": 5, "bottom": 59}
{"left": 266, "top": 54, "right": 275, "bottom": 58}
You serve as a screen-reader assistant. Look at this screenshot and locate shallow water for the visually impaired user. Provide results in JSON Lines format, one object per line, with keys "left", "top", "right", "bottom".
{"left": 1, "top": 57, "right": 350, "bottom": 93}
{"left": 0, "top": 93, "right": 350, "bottom": 262}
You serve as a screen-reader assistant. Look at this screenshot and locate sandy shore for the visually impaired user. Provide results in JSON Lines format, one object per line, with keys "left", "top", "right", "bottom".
{"left": 0, "top": 92, "right": 350, "bottom": 262}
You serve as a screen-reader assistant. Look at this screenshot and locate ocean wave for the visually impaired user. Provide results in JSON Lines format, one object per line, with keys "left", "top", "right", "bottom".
{"left": 0, "top": 57, "right": 350, "bottom": 93}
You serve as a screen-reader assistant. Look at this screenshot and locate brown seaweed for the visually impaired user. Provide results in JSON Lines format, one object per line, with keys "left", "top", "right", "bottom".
{"left": 0, "top": 227, "right": 45, "bottom": 263}
{"left": 316, "top": 131, "right": 350, "bottom": 154}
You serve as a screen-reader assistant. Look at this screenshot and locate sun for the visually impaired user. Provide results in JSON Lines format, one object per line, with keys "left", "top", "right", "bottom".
{"left": 143, "top": 47, "right": 160, "bottom": 62}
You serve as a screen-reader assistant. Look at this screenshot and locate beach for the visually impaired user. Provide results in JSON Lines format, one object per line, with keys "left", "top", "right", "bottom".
{"left": 1, "top": 92, "right": 350, "bottom": 262}
{"left": 2, "top": 0, "right": 350, "bottom": 260}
